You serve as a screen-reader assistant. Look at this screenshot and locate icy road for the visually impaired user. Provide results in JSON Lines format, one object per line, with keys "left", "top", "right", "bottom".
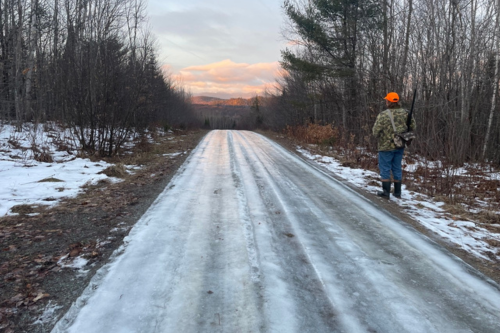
{"left": 53, "top": 130, "right": 500, "bottom": 333}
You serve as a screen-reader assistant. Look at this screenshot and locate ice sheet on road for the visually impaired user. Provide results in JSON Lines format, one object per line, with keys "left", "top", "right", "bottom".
{"left": 52, "top": 130, "right": 500, "bottom": 333}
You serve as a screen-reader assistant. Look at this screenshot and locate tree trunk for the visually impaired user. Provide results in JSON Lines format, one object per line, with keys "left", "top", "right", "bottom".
{"left": 400, "top": 0, "right": 413, "bottom": 92}
{"left": 483, "top": 0, "right": 500, "bottom": 159}
{"left": 382, "top": 0, "right": 389, "bottom": 93}
{"left": 14, "top": 0, "right": 23, "bottom": 127}
{"left": 25, "top": 0, "right": 38, "bottom": 122}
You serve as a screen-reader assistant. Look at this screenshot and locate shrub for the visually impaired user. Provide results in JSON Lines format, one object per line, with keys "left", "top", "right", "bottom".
{"left": 98, "top": 163, "right": 128, "bottom": 178}
{"left": 285, "top": 123, "right": 339, "bottom": 145}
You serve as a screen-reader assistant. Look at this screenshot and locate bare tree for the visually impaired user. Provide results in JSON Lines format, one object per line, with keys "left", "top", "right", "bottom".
{"left": 0, "top": 0, "right": 196, "bottom": 155}
{"left": 271, "top": 0, "right": 500, "bottom": 164}
{"left": 483, "top": 0, "right": 500, "bottom": 159}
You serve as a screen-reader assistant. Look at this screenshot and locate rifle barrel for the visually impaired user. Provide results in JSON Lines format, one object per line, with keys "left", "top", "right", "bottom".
{"left": 407, "top": 88, "right": 417, "bottom": 131}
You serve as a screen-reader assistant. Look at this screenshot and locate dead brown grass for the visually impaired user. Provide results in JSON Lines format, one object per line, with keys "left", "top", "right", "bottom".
{"left": 283, "top": 125, "right": 500, "bottom": 222}
{"left": 38, "top": 177, "right": 64, "bottom": 183}
{"left": 442, "top": 203, "right": 468, "bottom": 216}
{"left": 98, "top": 163, "right": 128, "bottom": 178}
{"left": 7, "top": 138, "right": 22, "bottom": 149}
{"left": 32, "top": 147, "right": 53, "bottom": 163}
{"left": 285, "top": 123, "right": 339, "bottom": 145}
{"left": 80, "top": 178, "right": 111, "bottom": 190}
{"left": 484, "top": 238, "right": 500, "bottom": 248}
{"left": 136, "top": 136, "right": 153, "bottom": 153}
{"left": 10, "top": 204, "right": 36, "bottom": 215}
{"left": 477, "top": 211, "right": 500, "bottom": 225}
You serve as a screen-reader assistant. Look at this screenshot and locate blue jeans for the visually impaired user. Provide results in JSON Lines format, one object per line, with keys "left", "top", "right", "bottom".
{"left": 378, "top": 148, "right": 404, "bottom": 181}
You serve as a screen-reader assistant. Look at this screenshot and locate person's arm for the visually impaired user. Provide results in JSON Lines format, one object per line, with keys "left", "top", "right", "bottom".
{"left": 410, "top": 117, "right": 416, "bottom": 131}
{"left": 372, "top": 115, "right": 381, "bottom": 137}
{"left": 373, "top": 111, "right": 387, "bottom": 137}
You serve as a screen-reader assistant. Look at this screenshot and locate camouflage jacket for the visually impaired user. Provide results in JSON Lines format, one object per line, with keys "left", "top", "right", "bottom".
{"left": 372, "top": 108, "right": 416, "bottom": 151}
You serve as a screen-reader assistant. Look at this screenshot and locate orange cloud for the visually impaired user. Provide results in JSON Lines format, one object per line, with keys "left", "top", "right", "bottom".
{"left": 168, "top": 59, "right": 281, "bottom": 98}
{"left": 286, "top": 40, "right": 303, "bottom": 46}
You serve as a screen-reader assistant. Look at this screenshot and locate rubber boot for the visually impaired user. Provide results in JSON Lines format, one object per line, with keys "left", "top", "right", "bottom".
{"left": 394, "top": 181, "right": 402, "bottom": 198}
{"left": 377, "top": 181, "right": 391, "bottom": 199}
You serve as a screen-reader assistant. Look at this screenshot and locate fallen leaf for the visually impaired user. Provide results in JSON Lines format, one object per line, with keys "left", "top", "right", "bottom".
{"left": 33, "top": 293, "right": 49, "bottom": 303}
{"left": 33, "top": 236, "right": 45, "bottom": 242}
{"left": 10, "top": 294, "right": 24, "bottom": 303}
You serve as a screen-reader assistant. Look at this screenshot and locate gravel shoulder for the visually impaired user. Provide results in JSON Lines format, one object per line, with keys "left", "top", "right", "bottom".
{"left": 0, "top": 129, "right": 208, "bottom": 333}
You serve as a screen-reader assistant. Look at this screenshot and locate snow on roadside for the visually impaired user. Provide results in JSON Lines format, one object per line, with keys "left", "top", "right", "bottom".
{"left": 0, "top": 123, "right": 125, "bottom": 216}
{"left": 57, "top": 254, "right": 90, "bottom": 277}
{"left": 163, "top": 151, "right": 187, "bottom": 158}
{"left": 32, "top": 301, "right": 63, "bottom": 327}
{"left": 297, "top": 146, "right": 500, "bottom": 261}
{"left": 0, "top": 156, "right": 120, "bottom": 216}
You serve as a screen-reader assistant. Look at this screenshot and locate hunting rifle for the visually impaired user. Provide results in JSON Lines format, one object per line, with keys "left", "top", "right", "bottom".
{"left": 407, "top": 88, "right": 417, "bottom": 131}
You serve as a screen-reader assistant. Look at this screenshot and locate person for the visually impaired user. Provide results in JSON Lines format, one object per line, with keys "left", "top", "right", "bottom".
{"left": 372, "top": 92, "right": 416, "bottom": 199}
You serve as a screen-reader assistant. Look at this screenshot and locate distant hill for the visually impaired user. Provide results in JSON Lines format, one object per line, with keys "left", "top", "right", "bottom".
{"left": 191, "top": 96, "right": 252, "bottom": 106}
{"left": 191, "top": 95, "right": 269, "bottom": 130}
{"left": 191, "top": 96, "right": 224, "bottom": 105}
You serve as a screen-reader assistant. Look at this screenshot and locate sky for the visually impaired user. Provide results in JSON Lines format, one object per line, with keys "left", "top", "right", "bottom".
{"left": 146, "top": 0, "right": 288, "bottom": 99}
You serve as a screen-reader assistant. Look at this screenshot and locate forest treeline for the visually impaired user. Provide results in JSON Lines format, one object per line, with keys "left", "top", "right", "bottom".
{"left": 0, "top": 0, "right": 196, "bottom": 156}
{"left": 191, "top": 96, "right": 252, "bottom": 106}
{"left": 260, "top": 0, "right": 500, "bottom": 165}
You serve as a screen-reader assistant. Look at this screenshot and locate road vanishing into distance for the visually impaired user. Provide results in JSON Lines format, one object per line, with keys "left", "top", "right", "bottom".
{"left": 53, "top": 130, "right": 500, "bottom": 333}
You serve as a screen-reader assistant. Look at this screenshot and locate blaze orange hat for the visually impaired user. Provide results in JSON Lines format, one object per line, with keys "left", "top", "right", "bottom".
{"left": 384, "top": 92, "right": 399, "bottom": 102}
